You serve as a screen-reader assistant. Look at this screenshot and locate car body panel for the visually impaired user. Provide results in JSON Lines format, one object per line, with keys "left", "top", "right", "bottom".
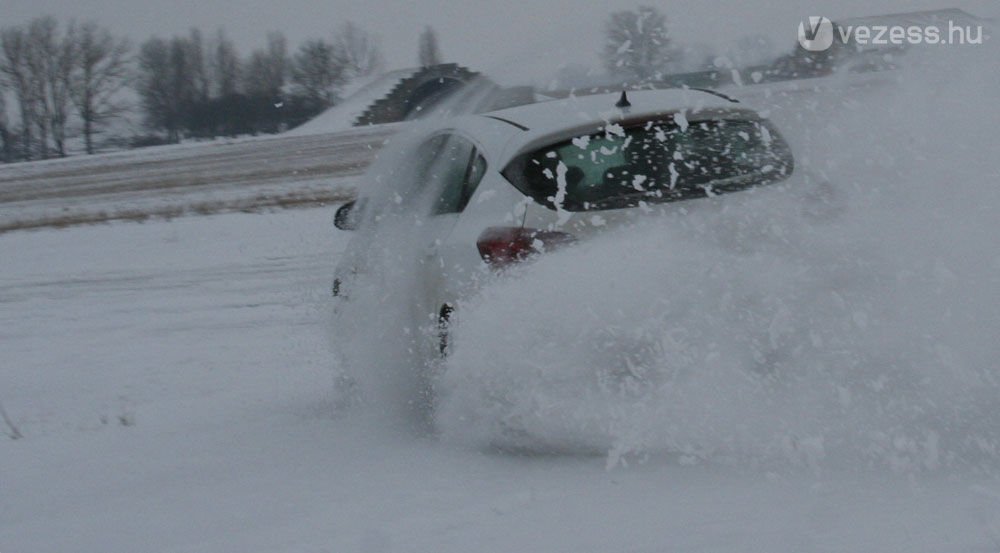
{"left": 334, "top": 88, "right": 801, "bottom": 359}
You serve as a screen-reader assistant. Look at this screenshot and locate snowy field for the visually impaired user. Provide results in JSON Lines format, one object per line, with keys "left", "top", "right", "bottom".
{"left": 3, "top": 208, "right": 1000, "bottom": 553}
{"left": 3, "top": 45, "right": 1000, "bottom": 552}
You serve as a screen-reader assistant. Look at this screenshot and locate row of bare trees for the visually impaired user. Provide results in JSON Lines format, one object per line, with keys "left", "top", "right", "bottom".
{"left": 600, "top": 6, "right": 779, "bottom": 85}
{"left": 134, "top": 23, "right": 384, "bottom": 143}
{"left": 0, "top": 17, "right": 387, "bottom": 162}
{"left": 0, "top": 17, "right": 128, "bottom": 161}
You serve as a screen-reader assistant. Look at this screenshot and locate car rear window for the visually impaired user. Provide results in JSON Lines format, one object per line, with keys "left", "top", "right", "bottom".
{"left": 502, "top": 117, "right": 794, "bottom": 211}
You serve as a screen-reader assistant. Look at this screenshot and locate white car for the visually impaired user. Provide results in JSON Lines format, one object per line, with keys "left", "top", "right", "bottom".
{"left": 334, "top": 88, "right": 796, "bottom": 358}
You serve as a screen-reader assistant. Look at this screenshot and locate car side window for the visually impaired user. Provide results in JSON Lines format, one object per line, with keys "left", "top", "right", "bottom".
{"left": 413, "top": 135, "right": 449, "bottom": 190}
{"left": 459, "top": 153, "right": 487, "bottom": 212}
{"left": 431, "top": 134, "right": 487, "bottom": 215}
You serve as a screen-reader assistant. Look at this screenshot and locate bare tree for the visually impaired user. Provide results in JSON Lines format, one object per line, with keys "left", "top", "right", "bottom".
{"left": 0, "top": 17, "right": 81, "bottom": 159}
{"left": 208, "top": 28, "right": 241, "bottom": 97}
{"left": 136, "top": 33, "right": 211, "bottom": 141}
{"left": 291, "top": 38, "right": 346, "bottom": 108}
{"left": 243, "top": 31, "right": 287, "bottom": 98}
{"left": 169, "top": 35, "right": 204, "bottom": 138}
{"left": 47, "top": 20, "right": 77, "bottom": 157}
{"left": 265, "top": 31, "right": 288, "bottom": 94}
{"left": 418, "top": 26, "right": 442, "bottom": 67}
{"left": 24, "top": 17, "right": 60, "bottom": 159}
{"left": 0, "top": 84, "right": 12, "bottom": 162}
{"left": 243, "top": 51, "right": 270, "bottom": 98}
{"left": 67, "top": 22, "right": 130, "bottom": 154}
{"left": 334, "top": 22, "right": 383, "bottom": 78}
{"left": 602, "top": 6, "right": 673, "bottom": 82}
{"left": 185, "top": 28, "right": 210, "bottom": 103}
{"left": 291, "top": 39, "right": 342, "bottom": 106}
{"left": 1, "top": 26, "right": 36, "bottom": 160}
{"left": 136, "top": 36, "right": 183, "bottom": 142}
{"left": 2, "top": 18, "right": 78, "bottom": 159}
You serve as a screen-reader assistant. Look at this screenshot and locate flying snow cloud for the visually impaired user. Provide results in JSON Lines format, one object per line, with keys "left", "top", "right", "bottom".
{"left": 435, "top": 42, "right": 1000, "bottom": 471}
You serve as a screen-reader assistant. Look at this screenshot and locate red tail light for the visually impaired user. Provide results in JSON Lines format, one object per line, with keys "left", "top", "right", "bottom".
{"left": 476, "top": 226, "right": 577, "bottom": 269}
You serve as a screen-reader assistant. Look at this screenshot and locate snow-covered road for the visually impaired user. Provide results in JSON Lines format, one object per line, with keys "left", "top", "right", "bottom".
{"left": 2, "top": 208, "right": 999, "bottom": 553}
{"left": 0, "top": 127, "right": 391, "bottom": 233}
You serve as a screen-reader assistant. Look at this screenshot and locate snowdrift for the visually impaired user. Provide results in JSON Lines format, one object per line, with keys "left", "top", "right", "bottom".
{"left": 435, "top": 46, "right": 1000, "bottom": 469}
{"left": 287, "top": 69, "right": 416, "bottom": 136}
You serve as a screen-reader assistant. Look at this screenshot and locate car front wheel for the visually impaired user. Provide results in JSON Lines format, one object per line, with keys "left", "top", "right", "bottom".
{"left": 438, "top": 303, "right": 454, "bottom": 357}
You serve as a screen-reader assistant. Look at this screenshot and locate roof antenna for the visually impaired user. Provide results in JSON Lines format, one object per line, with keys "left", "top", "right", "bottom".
{"left": 615, "top": 90, "right": 632, "bottom": 109}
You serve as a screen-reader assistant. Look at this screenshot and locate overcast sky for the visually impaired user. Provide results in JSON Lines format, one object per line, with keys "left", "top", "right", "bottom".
{"left": 4, "top": 0, "right": 996, "bottom": 83}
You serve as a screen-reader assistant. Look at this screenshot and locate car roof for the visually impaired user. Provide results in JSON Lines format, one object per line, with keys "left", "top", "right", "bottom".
{"left": 466, "top": 88, "right": 758, "bottom": 163}
{"left": 491, "top": 88, "right": 743, "bottom": 129}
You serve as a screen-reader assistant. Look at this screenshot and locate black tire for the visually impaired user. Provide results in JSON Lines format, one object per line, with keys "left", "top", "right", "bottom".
{"left": 438, "top": 304, "right": 454, "bottom": 357}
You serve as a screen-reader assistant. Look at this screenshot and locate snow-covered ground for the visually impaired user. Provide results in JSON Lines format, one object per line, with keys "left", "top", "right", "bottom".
{"left": 3, "top": 208, "right": 1000, "bottom": 553}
